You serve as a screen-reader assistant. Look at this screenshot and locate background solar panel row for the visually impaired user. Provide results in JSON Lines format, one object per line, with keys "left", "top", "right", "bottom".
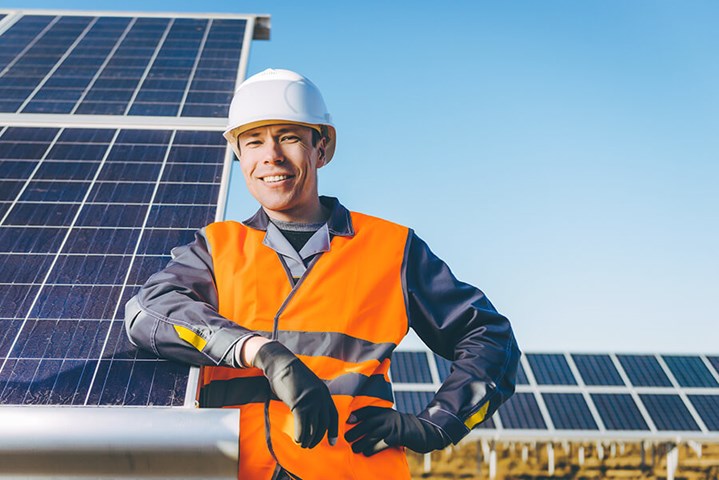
{"left": 0, "top": 14, "right": 245, "bottom": 117}
{"left": 393, "top": 351, "right": 719, "bottom": 435}
{"left": 0, "top": 126, "right": 226, "bottom": 406}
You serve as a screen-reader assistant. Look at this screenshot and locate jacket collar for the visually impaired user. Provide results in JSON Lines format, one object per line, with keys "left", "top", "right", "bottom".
{"left": 242, "top": 196, "right": 355, "bottom": 237}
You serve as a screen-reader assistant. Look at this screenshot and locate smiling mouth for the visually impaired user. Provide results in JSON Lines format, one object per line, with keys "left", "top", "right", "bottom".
{"left": 261, "top": 175, "right": 293, "bottom": 183}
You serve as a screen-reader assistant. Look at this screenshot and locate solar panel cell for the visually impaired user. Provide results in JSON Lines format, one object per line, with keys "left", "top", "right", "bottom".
{"left": 689, "top": 395, "right": 719, "bottom": 431}
{"left": 498, "top": 392, "right": 546, "bottom": 430}
{"left": 663, "top": 355, "right": 719, "bottom": 388}
{"left": 543, "top": 393, "right": 598, "bottom": 430}
{"left": 46, "top": 255, "right": 132, "bottom": 285}
{"left": 572, "top": 354, "right": 624, "bottom": 386}
{"left": 2, "top": 160, "right": 39, "bottom": 178}
{"left": 20, "top": 180, "right": 90, "bottom": 202}
{"left": 63, "top": 228, "right": 140, "bottom": 255}
{"left": 146, "top": 205, "right": 216, "bottom": 228}
{"left": 5, "top": 202, "right": 79, "bottom": 226}
{"left": 1, "top": 253, "right": 55, "bottom": 283}
{"left": 35, "top": 161, "right": 99, "bottom": 180}
{"left": 87, "top": 182, "right": 156, "bottom": 203}
{"left": 0, "top": 319, "right": 23, "bottom": 358}
{"left": 76, "top": 204, "right": 147, "bottom": 227}
{"left": 98, "top": 162, "right": 162, "bottom": 181}
{"left": 526, "top": 353, "right": 577, "bottom": 385}
{"left": 591, "top": 393, "right": 649, "bottom": 430}
{"left": 640, "top": 394, "right": 700, "bottom": 431}
{"left": 0, "top": 284, "right": 39, "bottom": 318}
{"left": 0, "top": 227, "right": 66, "bottom": 253}
{"left": 617, "top": 355, "right": 672, "bottom": 387}
{"left": 30, "top": 285, "right": 122, "bottom": 319}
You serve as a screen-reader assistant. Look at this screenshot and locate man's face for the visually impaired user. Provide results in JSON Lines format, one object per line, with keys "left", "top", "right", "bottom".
{"left": 237, "top": 124, "right": 327, "bottom": 222}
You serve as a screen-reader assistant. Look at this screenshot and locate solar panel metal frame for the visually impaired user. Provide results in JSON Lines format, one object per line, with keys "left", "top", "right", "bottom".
{"left": 0, "top": 8, "right": 268, "bottom": 409}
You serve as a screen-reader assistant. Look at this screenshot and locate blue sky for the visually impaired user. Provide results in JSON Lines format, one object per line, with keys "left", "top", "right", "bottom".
{"left": 15, "top": 1, "right": 719, "bottom": 353}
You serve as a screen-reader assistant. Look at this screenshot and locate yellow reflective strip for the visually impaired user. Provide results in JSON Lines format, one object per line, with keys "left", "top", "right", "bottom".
{"left": 464, "top": 401, "right": 490, "bottom": 429}
{"left": 173, "top": 325, "right": 207, "bottom": 351}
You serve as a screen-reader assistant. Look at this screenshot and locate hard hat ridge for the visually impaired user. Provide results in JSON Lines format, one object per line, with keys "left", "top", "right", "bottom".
{"left": 224, "top": 68, "right": 336, "bottom": 162}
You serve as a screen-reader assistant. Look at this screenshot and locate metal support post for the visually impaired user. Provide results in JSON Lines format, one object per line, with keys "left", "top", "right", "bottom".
{"left": 489, "top": 441, "right": 497, "bottom": 480}
{"left": 666, "top": 444, "right": 678, "bottom": 480}
{"left": 547, "top": 443, "right": 555, "bottom": 476}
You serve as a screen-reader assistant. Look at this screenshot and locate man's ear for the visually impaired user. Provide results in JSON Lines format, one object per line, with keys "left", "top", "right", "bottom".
{"left": 316, "top": 137, "right": 329, "bottom": 168}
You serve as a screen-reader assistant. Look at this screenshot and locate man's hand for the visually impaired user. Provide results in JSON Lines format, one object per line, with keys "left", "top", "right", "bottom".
{"left": 253, "top": 341, "right": 338, "bottom": 449}
{"left": 344, "top": 406, "right": 450, "bottom": 456}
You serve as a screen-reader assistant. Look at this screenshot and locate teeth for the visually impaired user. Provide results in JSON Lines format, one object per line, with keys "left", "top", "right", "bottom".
{"left": 262, "top": 175, "right": 289, "bottom": 183}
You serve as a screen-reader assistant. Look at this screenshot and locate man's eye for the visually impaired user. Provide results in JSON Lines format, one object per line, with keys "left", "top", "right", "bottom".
{"left": 244, "top": 140, "right": 261, "bottom": 147}
{"left": 280, "top": 135, "right": 300, "bottom": 142}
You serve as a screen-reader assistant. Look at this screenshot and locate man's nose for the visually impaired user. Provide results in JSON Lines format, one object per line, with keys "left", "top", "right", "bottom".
{"left": 263, "top": 139, "right": 284, "bottom": 163}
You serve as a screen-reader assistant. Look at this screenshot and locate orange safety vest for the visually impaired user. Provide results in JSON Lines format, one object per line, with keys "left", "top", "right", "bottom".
{"left": 202, "top": 211, "right": 411, "bottom": 480}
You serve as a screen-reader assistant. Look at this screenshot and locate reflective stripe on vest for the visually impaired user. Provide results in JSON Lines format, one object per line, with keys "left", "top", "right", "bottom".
{"left": 202, "top": 212, "right": 411, "bottom": 480}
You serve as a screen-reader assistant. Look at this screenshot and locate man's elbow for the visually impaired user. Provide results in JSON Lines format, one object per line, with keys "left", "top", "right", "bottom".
{"left": 123, "top": 296, "right": 155, "bottom": 354}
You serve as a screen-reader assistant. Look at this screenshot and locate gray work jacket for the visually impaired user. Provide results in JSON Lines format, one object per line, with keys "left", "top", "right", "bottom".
{"left": 125, "top": 196, "right": 520, "bottom": 444}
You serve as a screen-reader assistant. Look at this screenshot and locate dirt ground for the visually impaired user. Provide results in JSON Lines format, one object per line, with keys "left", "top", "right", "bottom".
{"left": 407, "top": 441, "right": 719, "bottom": 479}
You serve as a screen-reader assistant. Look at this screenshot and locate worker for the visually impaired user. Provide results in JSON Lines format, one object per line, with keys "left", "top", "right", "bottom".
{"left": 125, "top": 68, "right": 520, "bottom": 480}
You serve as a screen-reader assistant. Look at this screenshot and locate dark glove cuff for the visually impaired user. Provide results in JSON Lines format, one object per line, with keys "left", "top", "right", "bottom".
{"left": 253, "top": 341, "right": 296, "bottom": 374}
{"left": 418, "top": 408, "right": 468, "bottom": 445}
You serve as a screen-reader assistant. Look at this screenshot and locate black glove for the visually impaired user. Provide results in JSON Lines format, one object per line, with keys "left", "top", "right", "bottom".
{"left": 253, "top": 341, "right": 338, "bottom": 449}
{"left": 344, "top": 406, "right": 450, "bottom": 456}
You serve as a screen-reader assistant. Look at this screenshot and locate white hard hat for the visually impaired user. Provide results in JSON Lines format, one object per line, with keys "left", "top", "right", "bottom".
{"left": 224, "top": 68, "right": 336, "bottom": 163}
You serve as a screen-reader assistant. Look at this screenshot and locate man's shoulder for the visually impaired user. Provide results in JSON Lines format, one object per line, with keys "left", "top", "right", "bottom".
{"left": 348, "top": 210, "right": 411, "bottom": 236}
{"left": 204, "top": 220, "right": 259, "bottom": 240}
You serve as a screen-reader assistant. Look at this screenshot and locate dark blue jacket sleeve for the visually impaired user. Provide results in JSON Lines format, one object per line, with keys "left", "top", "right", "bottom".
{"left": 403, "top": 231, "right": 520, "bottom": 444}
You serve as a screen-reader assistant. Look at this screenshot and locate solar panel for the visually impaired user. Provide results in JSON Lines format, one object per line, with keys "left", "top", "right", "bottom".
{"left": 0, "top": 14, "right": 245, "bottom": 117}
{"left": 663, "top": 355, "right": 719, "bottom": 388}
{"left": 542, "top": 393, "right": 598, "bottom": 430}
{"left": 498, "top": 392, "right": 547, "bottom": 430}
{"left": 572, "top": 354, "right": 624, "bottom": 386}
{"left": 688, "top": 395, "right": 719, "bottom": 431}
{"left": 0, "top": 126, "right": 226, "bottom": 406}
{"left": 640, "top": 394, "right": 700, "bottom": 431}
{"left": 617, "top": 354, "right": 672, "bottom": 387}
{"left": 591, "top": 393, "right": 649, "bottom": 431}
{"left": 0, "top": 9, "right": 263, "bottom": 409}
{"left": 526, "top": 353, "right": 577, "bottom": 385}
{"left": 391, "top": 351, "right": 432, "bottom": 383}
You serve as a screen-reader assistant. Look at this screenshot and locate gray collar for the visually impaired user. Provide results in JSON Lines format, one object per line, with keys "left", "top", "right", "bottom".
{"left": 263, "top": 222, "right": 331, "bottom": 262}
{"left": 242, "top": 196, "right": 354, "bottom": 237}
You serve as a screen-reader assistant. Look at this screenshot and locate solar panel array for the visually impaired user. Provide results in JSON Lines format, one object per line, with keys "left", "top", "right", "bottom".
{"left": 0, "top": 9, "right": 263, "bottom": 407}
{"left": 0, "top": 14, "right": 244, "bottom": 117}
{"left": 392, "top": 352, "right": 719, "bottom": 440}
